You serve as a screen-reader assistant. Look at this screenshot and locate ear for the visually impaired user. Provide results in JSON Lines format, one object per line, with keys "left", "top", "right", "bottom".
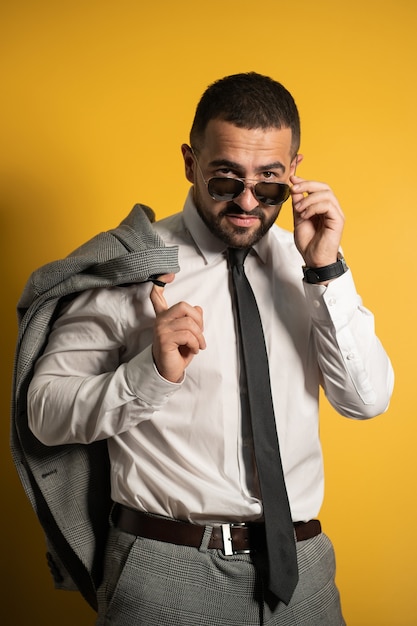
{"left": 291, "top": 153, "right": 304, "bottom": 176}
{"left": 181, "top": 144, "right": 195, "bottom": 184}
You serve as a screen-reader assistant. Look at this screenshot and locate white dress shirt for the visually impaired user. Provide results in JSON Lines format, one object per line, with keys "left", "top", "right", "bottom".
{"left": 28, "top": 190, "right": 394, "bottom": 524}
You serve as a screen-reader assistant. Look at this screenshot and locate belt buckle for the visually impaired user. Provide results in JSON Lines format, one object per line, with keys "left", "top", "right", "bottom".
{"left": 221, "top": 523, "right": 251, "bottom": 556}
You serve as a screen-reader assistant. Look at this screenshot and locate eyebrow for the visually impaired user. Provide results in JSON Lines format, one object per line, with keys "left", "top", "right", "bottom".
{"left": 208, "top": 158, "right": 286, "bottom": 174}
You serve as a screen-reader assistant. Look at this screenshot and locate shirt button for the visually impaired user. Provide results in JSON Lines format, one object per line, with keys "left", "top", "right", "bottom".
{"left": 346, "top": 352, "right": 355, "bottom": 360}
{"left": 328, "top": 298, "right": 336, "bottom": 307}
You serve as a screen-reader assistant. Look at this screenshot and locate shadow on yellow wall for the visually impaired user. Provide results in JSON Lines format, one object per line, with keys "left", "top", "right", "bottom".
{"left": 2, "top": 1, "right": 416, "bottom": 624}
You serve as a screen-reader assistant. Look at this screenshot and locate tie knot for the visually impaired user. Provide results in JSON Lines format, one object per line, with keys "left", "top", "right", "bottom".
{"left": 228, "top": 247, "right": 250, "bottom": 268}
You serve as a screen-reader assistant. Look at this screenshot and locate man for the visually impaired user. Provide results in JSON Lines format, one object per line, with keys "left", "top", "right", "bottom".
{"left": 27, "top": 72, "right": 394, "bottom": 625}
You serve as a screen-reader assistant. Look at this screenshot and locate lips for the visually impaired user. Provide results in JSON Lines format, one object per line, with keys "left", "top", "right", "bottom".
{"left": 226, "top": 214, "right": 260, "bottom": 228}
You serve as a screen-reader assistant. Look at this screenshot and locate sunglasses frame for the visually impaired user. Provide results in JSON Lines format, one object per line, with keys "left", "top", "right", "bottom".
{"left": 190, "top": 146, "right": 291, "bottom": 207}
{"left": 206, "top": 177, "right": 291, "bottom": 206}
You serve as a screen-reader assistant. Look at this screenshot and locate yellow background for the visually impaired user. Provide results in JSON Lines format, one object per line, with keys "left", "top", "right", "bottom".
{"left": 1, "top": 1, "right": 416, "bottom": 624}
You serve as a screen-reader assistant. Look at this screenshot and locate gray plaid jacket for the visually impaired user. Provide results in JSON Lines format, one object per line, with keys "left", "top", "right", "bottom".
{"left": 10, "top": 204, "right": 179, "bottom": 610}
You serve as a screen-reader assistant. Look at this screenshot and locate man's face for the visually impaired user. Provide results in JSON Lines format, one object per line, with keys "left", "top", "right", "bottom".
{"left": 182, "top": 119, "right": 297, "bottom": 248}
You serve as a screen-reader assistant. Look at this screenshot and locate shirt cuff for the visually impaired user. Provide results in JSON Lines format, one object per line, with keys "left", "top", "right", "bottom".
{"left": 124, "top": 344, "right": 183, "bottom": 409}
{"left": 303, "top": 269, "right": 362, "bottom": 328}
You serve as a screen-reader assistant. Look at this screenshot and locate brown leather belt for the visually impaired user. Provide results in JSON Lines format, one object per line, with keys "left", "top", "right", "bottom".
{"left": 113, "top": 504, "right": 321, "bottom": 555}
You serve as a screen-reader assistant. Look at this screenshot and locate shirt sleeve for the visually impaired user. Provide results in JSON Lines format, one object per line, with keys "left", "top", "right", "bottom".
{"left": 303, "top": 270, "right": 394, "bottom": 419}
{"left": 27, "top": 286, "right": 182, "bottom": 446}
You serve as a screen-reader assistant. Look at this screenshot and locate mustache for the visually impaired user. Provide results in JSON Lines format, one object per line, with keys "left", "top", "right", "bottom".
{"left": 220, "top": 204, "right": 264, "bottom": 219}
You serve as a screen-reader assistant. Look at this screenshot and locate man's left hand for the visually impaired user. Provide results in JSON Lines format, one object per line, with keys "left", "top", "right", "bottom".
{"left": 290, "top": 174, "right": 345, "bottom": 268}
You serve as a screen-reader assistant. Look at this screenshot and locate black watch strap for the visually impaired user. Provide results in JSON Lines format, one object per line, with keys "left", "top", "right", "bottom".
{"left": 303, "top": 257, "right": 348, "bottom": 284}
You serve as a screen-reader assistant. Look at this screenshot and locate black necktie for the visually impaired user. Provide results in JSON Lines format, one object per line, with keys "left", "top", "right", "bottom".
{"left": 228, "top": 247, "right": 298, "bottom": 605}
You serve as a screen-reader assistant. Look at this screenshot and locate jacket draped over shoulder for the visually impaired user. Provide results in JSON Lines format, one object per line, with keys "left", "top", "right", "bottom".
{"left": 10, "top": 204, "right": 179, "bottom": 611}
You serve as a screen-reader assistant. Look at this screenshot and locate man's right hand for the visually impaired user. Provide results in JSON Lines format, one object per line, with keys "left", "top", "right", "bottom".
{"left": 149, "top": 275, "right": 206, "bottom": 383}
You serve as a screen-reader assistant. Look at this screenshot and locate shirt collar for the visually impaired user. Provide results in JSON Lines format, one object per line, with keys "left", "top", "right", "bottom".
{"left": 182, "top": 188, "right": 270, "bottom": 266}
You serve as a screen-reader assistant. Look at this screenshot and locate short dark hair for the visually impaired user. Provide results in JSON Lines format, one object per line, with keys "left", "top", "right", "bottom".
{"left": 190, "top": 72, "right": 300, "bottom": 157}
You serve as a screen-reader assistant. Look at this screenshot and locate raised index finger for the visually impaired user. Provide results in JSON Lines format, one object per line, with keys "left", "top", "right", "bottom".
{"left": 149, "top": 273, "right": 175, "bottom": 316}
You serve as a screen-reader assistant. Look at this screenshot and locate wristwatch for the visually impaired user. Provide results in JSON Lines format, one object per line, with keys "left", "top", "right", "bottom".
{"left": 302, "top": 256, "right": 348, "bottom": 284}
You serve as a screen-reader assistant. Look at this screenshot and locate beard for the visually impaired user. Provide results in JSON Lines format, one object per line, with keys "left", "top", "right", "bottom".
{"left": 194, "top": 196, "right": 280, "bottom": 249}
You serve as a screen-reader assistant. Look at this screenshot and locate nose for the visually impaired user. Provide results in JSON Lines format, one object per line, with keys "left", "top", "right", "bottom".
{"left": 233, "top": 185, "right": 259, "bottom": 212}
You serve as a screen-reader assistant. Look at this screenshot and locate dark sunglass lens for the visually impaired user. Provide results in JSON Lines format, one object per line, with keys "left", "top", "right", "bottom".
{"left": 208, "top": 178, "right": 244, "bottom": 201}
{"left": 254, "top": 182, "right": 290, "bottom": 206}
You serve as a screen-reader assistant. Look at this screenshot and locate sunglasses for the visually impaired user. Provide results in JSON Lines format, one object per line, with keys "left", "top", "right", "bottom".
{"left": 206, "top": 177, "right": 290, "bottom": 207}
{"left": 191, "top": 147, "right": 291, "bottom": 207}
